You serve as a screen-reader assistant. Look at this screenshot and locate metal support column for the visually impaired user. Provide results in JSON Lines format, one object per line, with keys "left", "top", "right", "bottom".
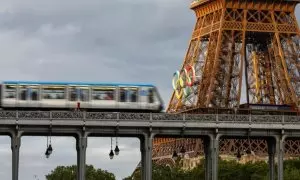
{"left": 76, "top": 135, "right": 88, "bottom": 180}
{"left": 140, "top": 137, "right": 146, "bottom": 180}
{"left": 267, "top": 138, "right": 276, "bottom": 180}
{"left": 144, "top": 133, "right": 154, "bottom": 180}
{"left": 204, "top": 137, "right": 211, "bottom": 180}
{"left": 211, "top": 134, "right": 220, "bottom": 180}
{"left": 11, "top": 132, "right": 21, "bottom": 180}
{"left": 277, "top": 135, "right": 286, "bottom": 180}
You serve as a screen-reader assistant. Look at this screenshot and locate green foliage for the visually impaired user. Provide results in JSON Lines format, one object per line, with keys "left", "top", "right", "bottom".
{"left": 45, "top": 159, "right": 300, "bottom": 180}
{"left": 46, "top": 165, "right": 115, "bottom": 180}
{"left": 283, "top": 158, "right": 300, "bottom": 180}
{"left": 124, "top": 158, "right": 300, "bottom": 180}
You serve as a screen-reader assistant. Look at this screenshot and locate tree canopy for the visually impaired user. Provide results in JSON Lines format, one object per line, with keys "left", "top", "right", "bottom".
{"left": 45, "top": 158, "right": 300, "bottom": 180}
{"left": 46, "top": 165, "right": 115, "bottom": 180}
{"left": 124, "top": 158, "right": 300, "bottom": 180}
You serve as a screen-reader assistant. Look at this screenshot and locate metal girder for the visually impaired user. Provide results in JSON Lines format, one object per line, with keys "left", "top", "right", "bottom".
{"left": 167, "top": 0, "right": 300, "bottom": 112}
{"left": 164, "top": 0, "right": 300, "bottom": 165}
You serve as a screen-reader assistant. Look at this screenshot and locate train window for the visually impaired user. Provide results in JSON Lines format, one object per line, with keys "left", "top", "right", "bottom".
{"left": 42, "top": 86, "right": 65, "bottom": 100}
{"left": 148, "top": 88, "right": 154, "bottom": 103}
{"left": 92, "top": 87, "right": 115, "bottom": 100}
{"left": 119, "top": 88, "right": 126, "bottom": 102}
{"left": 79, "top": 88, "right": 89, "bottom": 102}
{"left": 4, "top": 85, "right": 16, "bottom": 99}
{"left": 19, "top": 86, "right": 27, "bottom": 100}
{"left": 69, "top": 87, "right": 77, "bottom": 101}
{"left": 129, "top": 88, "right": 138, "bottom": 102}
{"left": 30, "top": 87, "right": 39, "bottom": 101}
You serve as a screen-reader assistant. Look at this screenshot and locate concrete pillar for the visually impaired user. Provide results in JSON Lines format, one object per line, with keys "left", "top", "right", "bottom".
{"left": 144, "top": 133, "right": 154, "bottom": 180}
{"left": 76, "top": 136, "right": 88, "bottom": 180}
{"left": 267, "top": 138, "right": 276, "bottom": 180}
{"left": 211, "top": 135, "right": 220, "bottom": 180}
{"left": 11, "top": 133, "right": 21, "bottom": 180}
{"left": 140, "top": 138, "right": 146, "bottom": 180}
{"left": 277, "top": 135, "right": 286, "bottom": 180}
{"left": 203, "top": 137, "right": 211, "bottom": 180}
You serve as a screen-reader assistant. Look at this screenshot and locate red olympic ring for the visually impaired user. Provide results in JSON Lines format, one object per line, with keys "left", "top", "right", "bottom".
{"left": 172, "top": 65, "right": 196, "bottom": 99}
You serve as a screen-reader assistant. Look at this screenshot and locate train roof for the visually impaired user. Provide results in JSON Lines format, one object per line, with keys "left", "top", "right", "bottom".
{"left": 2, "top": 81, "right": 155, "bottom": 87}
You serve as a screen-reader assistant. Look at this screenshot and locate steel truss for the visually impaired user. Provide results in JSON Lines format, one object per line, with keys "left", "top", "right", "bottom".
{"left": 155, "top": 0, "right": 300, "bottom": 163}
{"left": 168, "top": 0, "right": 300, "bottom": 112}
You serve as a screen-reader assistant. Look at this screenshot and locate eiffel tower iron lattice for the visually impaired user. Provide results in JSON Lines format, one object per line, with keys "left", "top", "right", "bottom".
{"left": 153, "top": 0, "right": 300, "bottom": 163}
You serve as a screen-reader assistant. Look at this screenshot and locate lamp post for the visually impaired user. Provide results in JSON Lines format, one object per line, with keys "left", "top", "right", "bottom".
{"left": 109, "top": 137, "right": 114, "bottom": 159}
{"left": 45, "top": 135, "right": 49, "bottom": 158}
{"left": 45, "top": 131, "right": 53, "bottom": 158}
{"left": 114, "top": 135, "right": 120, "bottom": 156}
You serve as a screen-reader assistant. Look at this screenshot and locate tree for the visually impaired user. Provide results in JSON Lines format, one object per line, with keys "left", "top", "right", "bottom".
{"left": 123, "top": 158, "right": 300, "bottom": 180}
{"left": 46, "top": 165, "right": 115, "bottom": 180}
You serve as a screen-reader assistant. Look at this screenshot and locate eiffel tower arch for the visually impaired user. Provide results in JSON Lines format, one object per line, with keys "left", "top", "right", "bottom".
{"left": 153, "top": 0, "right": 300, "bottom": 164}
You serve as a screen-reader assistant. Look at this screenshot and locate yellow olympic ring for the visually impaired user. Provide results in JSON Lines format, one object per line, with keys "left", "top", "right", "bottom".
{"left": 172, "top": 65, "right": 196, "bottom": 99}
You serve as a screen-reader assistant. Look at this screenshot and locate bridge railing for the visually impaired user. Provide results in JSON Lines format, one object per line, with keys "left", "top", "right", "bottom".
{"left": 0, "top": 111, "right": 298, "bottom": 124}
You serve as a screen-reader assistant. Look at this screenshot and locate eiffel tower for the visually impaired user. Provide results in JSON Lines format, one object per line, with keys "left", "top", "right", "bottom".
{"left": 153, "top": 0, "right": 300, "bottom": 165}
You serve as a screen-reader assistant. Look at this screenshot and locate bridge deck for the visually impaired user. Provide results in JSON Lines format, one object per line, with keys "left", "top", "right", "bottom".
{"left": 0, "top": 111, "right": 298, "bottom": 137}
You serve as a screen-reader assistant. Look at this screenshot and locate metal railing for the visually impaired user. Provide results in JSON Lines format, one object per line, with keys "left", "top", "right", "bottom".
{"left": 0, "top": 111, "right": 298, "bottom": 124}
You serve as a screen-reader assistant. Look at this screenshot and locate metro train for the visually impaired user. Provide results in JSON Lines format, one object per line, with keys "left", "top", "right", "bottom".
{"left": 0, "top": 81, "right": 164, "bottom": 112}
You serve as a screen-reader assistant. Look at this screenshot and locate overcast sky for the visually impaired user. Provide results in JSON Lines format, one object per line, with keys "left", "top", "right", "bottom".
{"left": 0, "top": 1, "right": 298, "bottom": 180}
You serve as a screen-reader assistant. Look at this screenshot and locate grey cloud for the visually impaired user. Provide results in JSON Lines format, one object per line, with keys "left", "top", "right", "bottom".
{"left": 0, "top": 0, "right": 193, "bottom": 99}
{"left": 0, "top": 1, "right": 298, "bottom": 180}
{"left": 0, "top": 136, "right": 141, "bottom": 180}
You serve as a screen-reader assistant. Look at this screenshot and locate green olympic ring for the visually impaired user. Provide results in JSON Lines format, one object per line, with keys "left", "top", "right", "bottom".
{"left": 172, "top": 65, "right": 196, "bottom": 99}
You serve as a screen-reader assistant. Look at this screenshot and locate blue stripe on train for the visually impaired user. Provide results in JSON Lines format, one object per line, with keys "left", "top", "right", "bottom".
{"left": 2, "top": 81, "right": 155, "bottom": 87}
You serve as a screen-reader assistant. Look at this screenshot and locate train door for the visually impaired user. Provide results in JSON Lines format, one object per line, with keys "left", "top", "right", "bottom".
{"left": 139, "top": 87, "right": 149, "bottom": 111}
{"left": 147, "top": 88, "right": 155, "bottom": 110}
{"left": 118, "top": 87, "right": 127, "bottom": 110}
{"left": 18, "top": 85, "right": 28, "bottom": 108}
{"left": 126, "top": 87, "right": 139, "bottom": 110}
{"left": 27, "top": 85, "right": 40, "bottom": 108}
{"left": 68, "top": 86, "right": 77, "bottom": 109}
{"left": 118, "top": 87, "right": 139, "bottom": 111}
{"left": 77, "top": 86, "right": 90, "bottom": 109}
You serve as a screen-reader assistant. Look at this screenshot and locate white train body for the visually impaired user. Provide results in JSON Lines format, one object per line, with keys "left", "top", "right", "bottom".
{"left": 0, "top": 81, "right": 164, "bottom": 112}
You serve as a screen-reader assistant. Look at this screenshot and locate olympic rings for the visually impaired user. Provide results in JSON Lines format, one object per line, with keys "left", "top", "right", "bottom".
{"left": 172, "top": 65, "right": 196, "bottom": 99}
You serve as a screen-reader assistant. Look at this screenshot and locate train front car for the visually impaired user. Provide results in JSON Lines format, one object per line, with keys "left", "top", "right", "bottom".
{"left": 0, "top": 81, "right": 164, "bottom": 112}
{"left": 146, "top": 86, "right": 164, "bottom": 112}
